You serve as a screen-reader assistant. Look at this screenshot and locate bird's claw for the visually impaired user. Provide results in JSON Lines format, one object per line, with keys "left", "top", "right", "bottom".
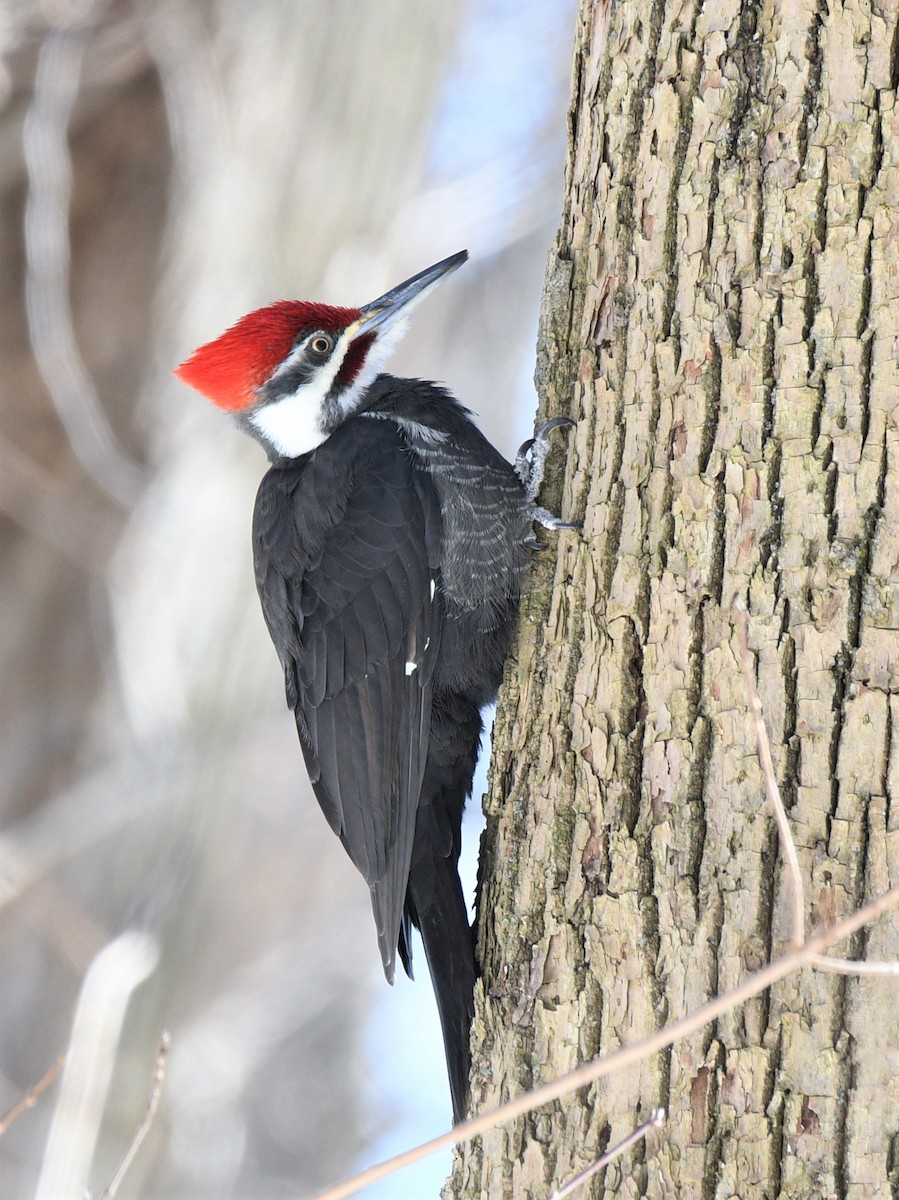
{"left": 535, "top": 416, "right": 577, "bottom": 441}
{"left": 531, "top": 506, "right": 581, "bottom": 532}
{"left": 516, "top": 417, "right": 579, "bottom": 538}
{"left": 516, "top": 416, "right": 576, "bottom": 501}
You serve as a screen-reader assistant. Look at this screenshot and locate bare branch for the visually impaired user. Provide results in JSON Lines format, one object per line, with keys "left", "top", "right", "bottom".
{"left": 309, "top": 883, "right": 899, "bottom": 1200}
{"left": 0, "top": 751, "right": 179, "bottom": 919}
{"left": 733, "top": 599, "right": 805, "bottom": 949}
{"left": 96, "top": 1031, "right": 170, "bottom": 1200}
{"left": 14, "top": 875, "right": 106, "bottom": 973}
{"left": 0, "top": 1052, "right": 68, "bottom": 1137}
{"left": 549, "top": 1108, "right": 665, "bottom": 1199}
{"left": 23, "top": 7, "right": 146, "bottom": 507}
{"left": 0, "top": 434, "right": 120, "bottom": 570}
{"left": 34, "top": 933, "right": 159, "bottom": 1200}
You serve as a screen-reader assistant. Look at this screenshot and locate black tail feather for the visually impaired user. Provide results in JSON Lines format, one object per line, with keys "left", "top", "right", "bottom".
{"left": 402, "top": 695, "right": 481, "bottom": 1123}
{"left": 406, "top": 845, "right": 476, "bottom": 1124}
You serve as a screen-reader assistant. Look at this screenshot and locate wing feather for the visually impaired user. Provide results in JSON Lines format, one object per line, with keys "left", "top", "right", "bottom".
{"left": 253, "top": 418, "right": 442, "bottom": 978}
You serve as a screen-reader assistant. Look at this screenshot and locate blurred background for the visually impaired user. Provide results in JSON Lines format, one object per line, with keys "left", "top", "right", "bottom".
{"left": 0, "top": 1, "right": 574, "bottom": 1195}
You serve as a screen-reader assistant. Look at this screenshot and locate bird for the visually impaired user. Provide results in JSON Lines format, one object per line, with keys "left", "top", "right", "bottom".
{"left": 175, "top": 250, "right": 575, "bottom": 1123}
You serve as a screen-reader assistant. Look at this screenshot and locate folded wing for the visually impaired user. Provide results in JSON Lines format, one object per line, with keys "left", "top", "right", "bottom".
{"left": 253, "top": 420, "right": 442, "bottom": 979}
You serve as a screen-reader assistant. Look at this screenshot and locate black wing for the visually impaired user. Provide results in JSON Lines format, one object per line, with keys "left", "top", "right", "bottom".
{"left": 253, "top": 419, "right": 442, "bottom": 980}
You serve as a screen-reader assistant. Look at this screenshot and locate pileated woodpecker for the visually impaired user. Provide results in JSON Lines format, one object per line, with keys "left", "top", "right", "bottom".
{"left": 175, "top": 251, "right": 574, "bottom": 1123}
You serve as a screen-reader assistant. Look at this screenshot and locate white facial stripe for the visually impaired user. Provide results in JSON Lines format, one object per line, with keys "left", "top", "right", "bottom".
{"left": 247, "top": 313, "right": 413, "bottom": 458}
{"left": 249, "top": 326, "right": 354, "bottom": 458}
{"left": 268, "top": 338, "right": 307, "bottom": 384}
{"left": 337, "top": 316, "right": 409, "bottom": 417}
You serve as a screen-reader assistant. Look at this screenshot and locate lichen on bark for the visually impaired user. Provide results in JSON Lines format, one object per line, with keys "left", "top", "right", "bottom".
{"left": 449, "top": 1, "right": 899, "bottom": 1197}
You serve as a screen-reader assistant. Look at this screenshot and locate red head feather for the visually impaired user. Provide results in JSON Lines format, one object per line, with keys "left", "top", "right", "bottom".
{"left": 174, "top": 301, "right": 361, "bottom": 411}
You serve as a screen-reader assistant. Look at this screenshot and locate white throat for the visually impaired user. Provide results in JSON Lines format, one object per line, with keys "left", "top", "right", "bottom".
{"left": 248, "top": 326, "right": 349, "bottom": 458}
{"left": 248, "top": 391, "right": 328, "bottom": 458}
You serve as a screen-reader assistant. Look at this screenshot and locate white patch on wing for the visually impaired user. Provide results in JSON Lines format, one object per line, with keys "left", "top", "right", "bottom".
{"left": 405, "top": 660, "right": 418, "bottom": 675}
{"left": 394, "top": 415, "right": 448, "bottom": 445}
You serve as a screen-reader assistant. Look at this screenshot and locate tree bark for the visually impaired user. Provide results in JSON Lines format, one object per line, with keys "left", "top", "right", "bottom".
{"left": 451, "top": 1, "right": 899, "bottom": 1197}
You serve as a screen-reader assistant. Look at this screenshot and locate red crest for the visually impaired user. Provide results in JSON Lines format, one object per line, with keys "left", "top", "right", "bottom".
{"left": 175, "top": 302, "right": 360, "bottom": 411}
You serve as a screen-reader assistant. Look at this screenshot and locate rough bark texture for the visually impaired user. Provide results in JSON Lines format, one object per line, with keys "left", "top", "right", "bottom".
{"left": 450, "top": 1, "right": 899, "bottom": 1197}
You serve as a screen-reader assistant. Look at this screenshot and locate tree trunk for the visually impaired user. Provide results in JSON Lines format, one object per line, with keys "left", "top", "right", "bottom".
{"left": 451, "top": 1, "right": 899, "bottom": 1197}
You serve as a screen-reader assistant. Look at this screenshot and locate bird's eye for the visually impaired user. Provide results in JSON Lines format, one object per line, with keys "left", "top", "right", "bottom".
{"left": 310, "top": 334, "right": 333, "bottom": 355}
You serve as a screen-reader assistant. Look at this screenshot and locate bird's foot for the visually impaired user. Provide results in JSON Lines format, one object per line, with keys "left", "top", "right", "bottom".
{"left": 531, "top": 505, "right": 580, "bottom": 532}
{"left": 516, "top": 416, "right": 575, "bottom": 502}
{"left": 517, "top": 417, "right": 580, "bottom": 540}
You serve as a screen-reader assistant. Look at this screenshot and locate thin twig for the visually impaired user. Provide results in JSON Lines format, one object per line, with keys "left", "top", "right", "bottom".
{"left": 0, "top": 1052, "right": 68, "bottom": 1137}
{"left": 96, "top": 1031, "right": 170, "bottom": 1200}
{"left": 735, "top": 600, "right": 899, "bottom": 977}
{"left": 806, "top": 953, "right": 899, "bottom": 976}
{"left": 733, "top": 600, "right": 805, "bottom": 948}
{"left": 549, "top": 1108, "right": 665, "bottom": 1199}
{"left": 309, "top": 883, "right": 899, "bottom": 1200}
